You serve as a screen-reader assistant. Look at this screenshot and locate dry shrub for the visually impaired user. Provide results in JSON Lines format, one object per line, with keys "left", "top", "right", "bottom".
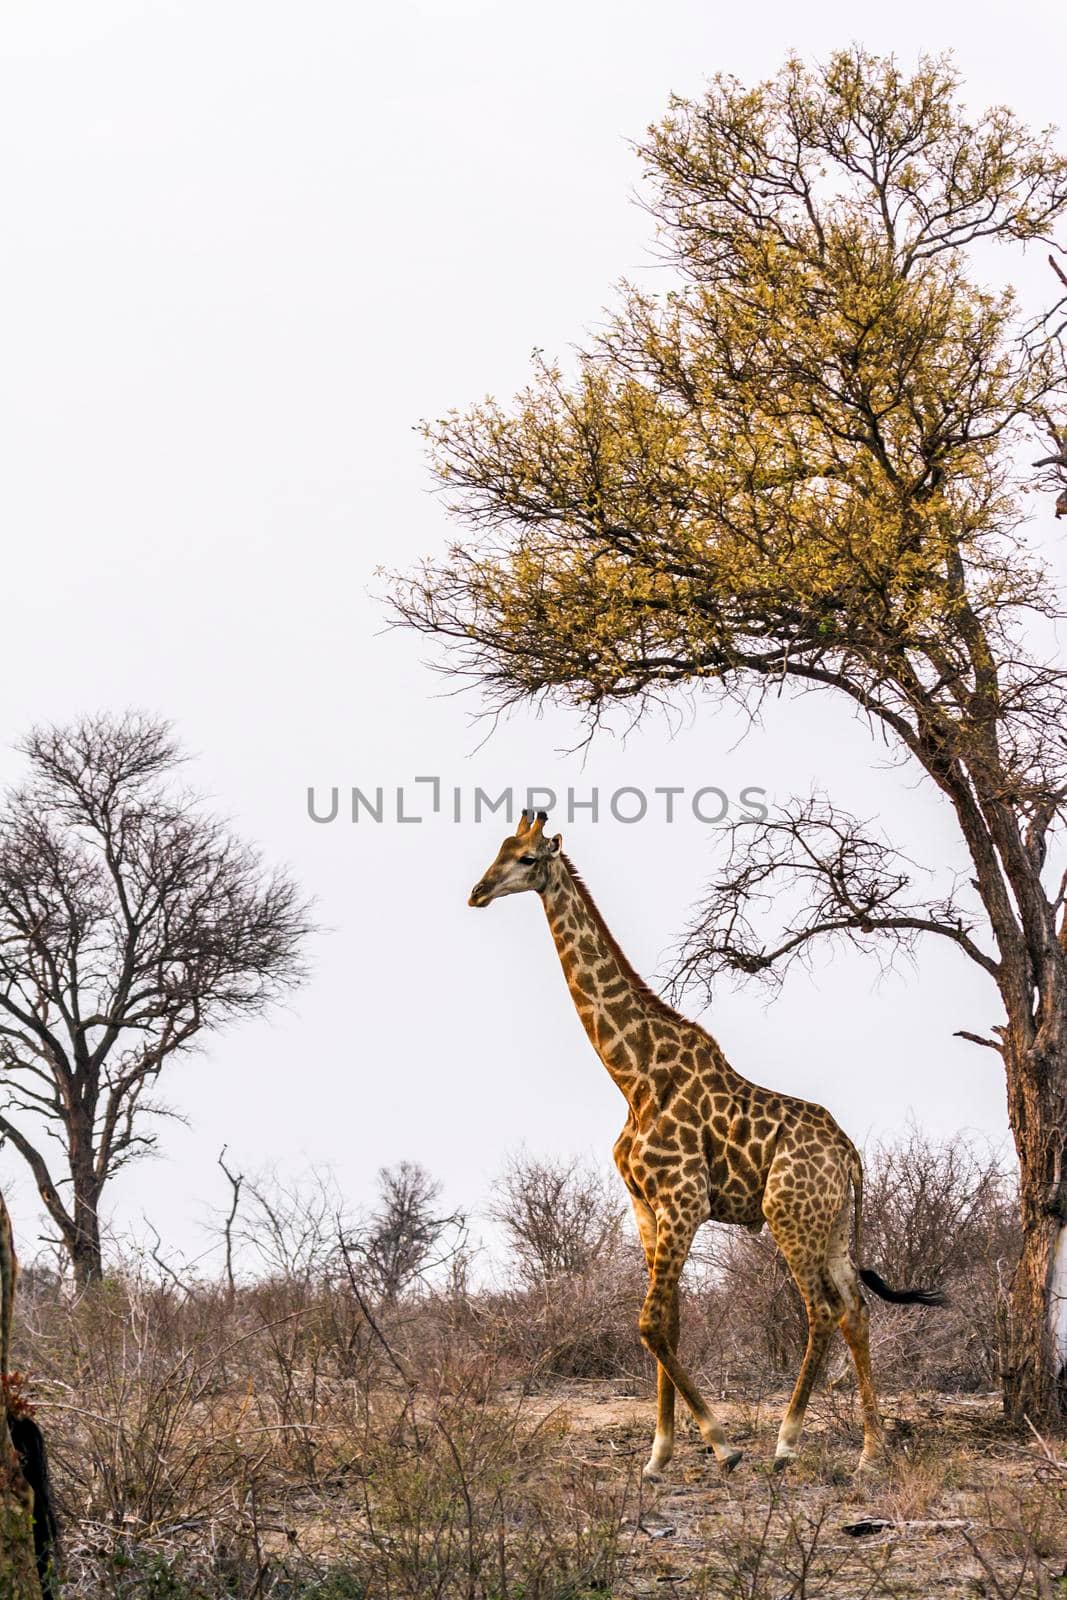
{"left": 881, "top": 1443, "right": 961, "bottom": 1521}
{"left": 477, "top": 1250, "right": 651, "bottom": 1381}
{"left": 349, "top": 1375, "right": 630, "bottom": 1597}
{"left": 961, "top": 1445, "right": 1067, "bottom": 1600}
{"left": 12, "top": 1261, "right": 631, "bottom": 1598}
{"left": 859, "top": 1128, "right": 1019, "bottom": 1392}
{"left": 685, "top": 1487, "right": 900, "bottom": 1599}
{"left": 477, "top": 1154, "right": 645, "bottom": 1382}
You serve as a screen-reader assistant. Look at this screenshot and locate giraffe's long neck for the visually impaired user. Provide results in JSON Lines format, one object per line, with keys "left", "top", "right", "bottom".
{"left": 541, "top": 854, "right": 677, "bottom": 1105}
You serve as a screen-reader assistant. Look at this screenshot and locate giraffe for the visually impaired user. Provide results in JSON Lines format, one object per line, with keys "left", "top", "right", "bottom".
{"left": 468, "top": 811, "right": 944, "bottom": 1478}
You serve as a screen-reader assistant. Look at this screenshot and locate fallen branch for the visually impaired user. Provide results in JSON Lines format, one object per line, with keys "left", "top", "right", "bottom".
{"left": 1024, "top": 1414, "right": 1067, "bottom": 1476}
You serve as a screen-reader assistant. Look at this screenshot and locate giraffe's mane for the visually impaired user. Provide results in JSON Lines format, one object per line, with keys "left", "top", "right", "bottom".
{"left": 560, "top": 853, "right": 687, "bottom": 1023}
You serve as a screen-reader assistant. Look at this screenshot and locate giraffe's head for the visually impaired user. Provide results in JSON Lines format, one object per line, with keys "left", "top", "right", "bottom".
{"left": 468, "top": 810, "right": 563, "bottom": 907}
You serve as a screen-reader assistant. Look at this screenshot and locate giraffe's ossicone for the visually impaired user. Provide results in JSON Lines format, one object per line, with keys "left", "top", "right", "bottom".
{"left": 468, "top": 810, "right": 945, "bottom": 1477}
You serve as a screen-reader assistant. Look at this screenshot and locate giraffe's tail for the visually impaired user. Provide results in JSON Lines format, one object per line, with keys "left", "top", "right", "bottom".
{"left": 849, "top": 1150, "right": 947, "bottom": 1308}
{"left": 857, "top": 1268, "right": 948, "bottom": 1307}
{"left": 851, "top": 1149, "right": 864, "bottom": 1270}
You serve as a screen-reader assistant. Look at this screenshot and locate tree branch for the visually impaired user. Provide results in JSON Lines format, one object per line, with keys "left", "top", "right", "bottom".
{"left": 671, "top": 795, "right": 999, "bottom": 998}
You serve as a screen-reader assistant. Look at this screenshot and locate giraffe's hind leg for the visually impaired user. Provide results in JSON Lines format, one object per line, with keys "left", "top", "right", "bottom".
{"left": 764, "top": 1179, "right": 848, "bottom": 1469}
{"left": 768, "top": 1191, "right": 886, "bottom": 1470}
{"left": 770, "top": 1281, "right": 838, "bottom": 1469}
{"left": 827, "top": 1239, "right": 886, "bottom": 1466}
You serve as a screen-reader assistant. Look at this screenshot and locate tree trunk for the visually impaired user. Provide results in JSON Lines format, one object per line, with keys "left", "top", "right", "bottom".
{"left": 65, "top": 1192, "right": 102, "bottom": 1290}
{"left": 67, "top": 1132, "right": 103, "bottom": 1289}
{"left": 1002, "top": 1038, "right": 1067, "bottom": 1425}
{"left": 67, "top": 1221, "right": 102, "bottom": 1292}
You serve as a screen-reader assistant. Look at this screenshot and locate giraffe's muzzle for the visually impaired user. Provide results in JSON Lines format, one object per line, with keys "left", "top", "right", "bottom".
{"left": 468, "top": 881, "right": 493, "bottom": 907}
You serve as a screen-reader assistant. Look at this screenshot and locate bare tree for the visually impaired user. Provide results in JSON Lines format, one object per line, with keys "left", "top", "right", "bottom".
{"left": 349, "top": 1162, "right": 466, "bottom": 1303}
{"left": 224, "top": 1165, "right": 347, "bottom": 1287}
{"left": 216, "top": 1146, "right": 244, "bottom": 1297}
{"left": 489, "top": 1154, "right": 625, "bottom": 1286}
{"left": 0, "top": 714, "right": 313, "bottom": 1286}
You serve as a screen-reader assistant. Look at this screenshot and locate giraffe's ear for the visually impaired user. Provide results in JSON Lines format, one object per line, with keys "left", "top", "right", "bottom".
{"left": 548, "top": 833, "right": 562, "bottom": 856}
{"left": 515, "top": 810, "right": 532, "bottom": 837}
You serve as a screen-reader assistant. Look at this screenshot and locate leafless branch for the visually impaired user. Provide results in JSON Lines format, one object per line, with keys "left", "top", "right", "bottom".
{"left": 954, "top": 1030, "right": 1003, "bottom": 1052}
{"left": 670, "top": 795, "right": 997, "bottom": 999}
{"left": 217, "top": 1146, "right": 244, "bottom": 1297}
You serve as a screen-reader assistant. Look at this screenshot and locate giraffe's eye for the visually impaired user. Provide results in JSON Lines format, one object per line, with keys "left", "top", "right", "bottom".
{"left": 518, "top": 854, "right": 537, "bottom": 866}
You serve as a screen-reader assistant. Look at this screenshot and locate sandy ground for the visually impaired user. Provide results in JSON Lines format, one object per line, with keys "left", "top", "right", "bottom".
{"left": 512, "top": 1382, "right": 1067, "bottom": 1598}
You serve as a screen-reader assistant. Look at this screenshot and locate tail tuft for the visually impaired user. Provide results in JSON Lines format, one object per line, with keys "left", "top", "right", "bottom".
{"left": 859, "top": 1268, "right": 947, "bottom": 1307}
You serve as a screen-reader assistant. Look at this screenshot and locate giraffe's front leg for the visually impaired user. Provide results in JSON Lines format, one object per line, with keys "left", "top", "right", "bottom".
{"left": 630, "top": 1197, "right": 676, "bottom": 1480}
{"left": 639, "top": 1206, "right": 742, "bottom": 1477}
{"left": 644, "top": 1287, "right": 679, "bottom": 1480}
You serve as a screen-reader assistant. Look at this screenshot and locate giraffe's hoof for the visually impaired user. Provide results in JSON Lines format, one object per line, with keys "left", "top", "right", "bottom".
{"left": 641, "top": 1466, "right": 665, "bottom": 1484}
{"left": 771, "top": 1451, "right": 795, "bottom": 1474}
{"left": 717, "top": 1448, "right": 743, "bottom": 1476}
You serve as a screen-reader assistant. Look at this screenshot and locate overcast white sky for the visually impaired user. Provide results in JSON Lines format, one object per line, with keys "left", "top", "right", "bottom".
{"left": 2, "top": 0, "right": 1065, "bottom": 1271}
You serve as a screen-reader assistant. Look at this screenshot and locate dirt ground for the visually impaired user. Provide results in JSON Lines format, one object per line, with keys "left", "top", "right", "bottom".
{"left": 515, "top": 1382, "right": 1067, "bottom": 1598}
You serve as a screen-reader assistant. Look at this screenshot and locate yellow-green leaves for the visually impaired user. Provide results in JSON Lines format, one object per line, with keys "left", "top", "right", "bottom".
{"left": 392, "top": 50, "right": 1067, "bottom": 743}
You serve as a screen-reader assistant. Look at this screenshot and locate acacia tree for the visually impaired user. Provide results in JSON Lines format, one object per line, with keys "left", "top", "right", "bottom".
{"left": 0, "top": 714, "right": 312, "bottom": 1287}
{"left": 392, "top": 51, "right": 1067, "bottom": 1423}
